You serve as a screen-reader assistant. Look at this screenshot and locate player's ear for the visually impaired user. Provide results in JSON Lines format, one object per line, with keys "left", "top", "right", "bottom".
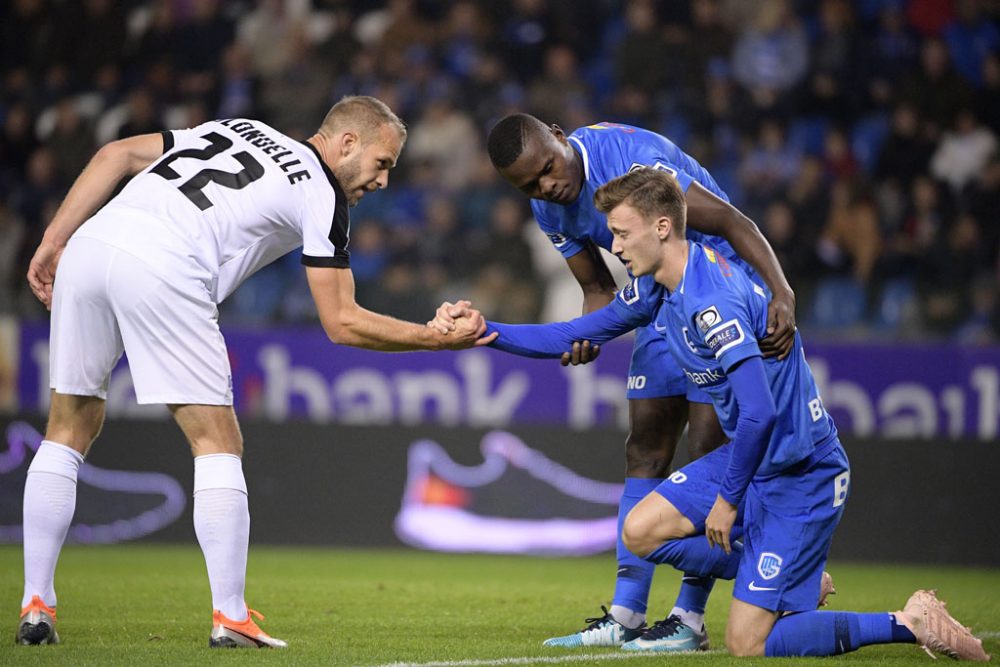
{"left": 339, "top": 131, "right": 359, "bottom": 157}
{"left": 550, "top": 124, "right": 566, "bottom": 141}
{"left": 655, "top": 216, "right": 671, "bottom": 240}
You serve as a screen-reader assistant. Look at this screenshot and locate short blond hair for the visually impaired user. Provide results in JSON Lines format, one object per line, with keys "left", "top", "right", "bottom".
{"left": 319, "top": 95, "right": 407, "bottom": 144}
{"left": 594, "top": 168, "right": 686, "bottom": 235}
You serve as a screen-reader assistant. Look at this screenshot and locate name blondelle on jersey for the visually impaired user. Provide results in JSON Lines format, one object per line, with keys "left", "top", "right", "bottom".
{"left": 75, "top": 118, "right": 350, "bottom": 303}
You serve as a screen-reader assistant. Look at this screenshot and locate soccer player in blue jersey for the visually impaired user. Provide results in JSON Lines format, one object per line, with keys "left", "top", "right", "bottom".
{"left": 479, "top": 168, "right": 989, "bottom": 661}
{"left": 479, "top": 113, "right": 796, "bottom": 649}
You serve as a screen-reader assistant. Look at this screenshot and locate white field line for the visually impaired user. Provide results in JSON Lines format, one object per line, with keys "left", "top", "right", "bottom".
{"left": 376, "top": 650, "right": 726, "bottom": 667}
{"left": 977, "top": 630, "right": 1000, "bottom": 639}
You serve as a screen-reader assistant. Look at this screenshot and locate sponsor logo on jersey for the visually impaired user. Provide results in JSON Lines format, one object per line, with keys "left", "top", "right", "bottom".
{"left": 758, "top": 552, "right": 783, "bottom": 580}
{"left": 628, "top": 161, "right": 678, "bottom": 176}
{"left": 619, "top": 277, "right": 640, "bottom": 305}
{"left": 704, "top": 319, "right": 745, "bottom": 357}
{"left": 684, "top": 367, "right": 724, "bottom": 387}
{"left": 547, "top": 233, "right": 568, "bottom": 247}
{"left": 695, "top": 306, "right": 722, "bottom": 333}
{"left": 705, "top": 244, "right": 732, "bottom": 276}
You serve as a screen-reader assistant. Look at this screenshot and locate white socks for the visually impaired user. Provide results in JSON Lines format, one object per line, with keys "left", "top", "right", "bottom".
{"left": 670, "top": 606, "right": 706, "bottom": 631}
{"left": 193, "top": 454, "right": 249, "bottom": 621}
{"left": 22, "top": 440, "right": 84, "bottom": 608}
{"left": 610, "top": 604, "right": 646, "bottom": 630}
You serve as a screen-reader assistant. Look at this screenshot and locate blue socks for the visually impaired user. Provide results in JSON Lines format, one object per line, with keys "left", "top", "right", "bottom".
{"left": 675, "top": 575, "right": 715, "bottom": 616}
{"left": 765, "top": 612, "right": 916, "bottom": 656}
{"left": 612, "top": 478, "right": 662, "bottom": 614}
{"left": 643, "top": 531, "right": 743, "bottom": 580}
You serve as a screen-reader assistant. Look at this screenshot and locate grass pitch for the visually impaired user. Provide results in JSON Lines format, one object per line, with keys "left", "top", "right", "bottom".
{"left": 0, "top": 545, "right": 997, "bottom": 666}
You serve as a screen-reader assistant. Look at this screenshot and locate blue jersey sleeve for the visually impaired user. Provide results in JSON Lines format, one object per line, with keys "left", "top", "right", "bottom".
{"left": 718, "top": 356, "right": 777, "bottom": 506}
{"left": 486, "top": 298, "right": 648, "bottom": 358}
{"left": 628, "top": 143, "right": 696, "bottom": 193}
{"left": 532, "top": 200, "right": 586, "bottom": 259}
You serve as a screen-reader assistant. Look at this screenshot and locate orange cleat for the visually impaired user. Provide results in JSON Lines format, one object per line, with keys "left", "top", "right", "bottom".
{"left": 16, "top": 595, "right": 59, "bottom": 645}
{"left": 209, "top": 608, "right": 287, "bottom": 648}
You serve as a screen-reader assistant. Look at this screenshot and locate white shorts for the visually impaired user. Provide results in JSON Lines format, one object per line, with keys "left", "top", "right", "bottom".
{"left": 49, "top": 237, "right": 233, "bottom": 405}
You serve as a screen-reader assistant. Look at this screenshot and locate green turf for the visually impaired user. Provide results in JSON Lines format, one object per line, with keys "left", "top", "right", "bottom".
{"left": 0, "top": 545, "right": 996, "bottom": 665}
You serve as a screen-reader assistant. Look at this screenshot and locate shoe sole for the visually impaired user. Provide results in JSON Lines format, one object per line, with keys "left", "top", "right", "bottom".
{"left": 16, "top": 621, "right": 59, "bottom": 646}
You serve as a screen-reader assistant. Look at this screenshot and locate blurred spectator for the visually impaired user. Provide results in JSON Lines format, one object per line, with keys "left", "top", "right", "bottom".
{"left": 930, "top": 107, "right": 999, "bottom": 194}
{"left": 258, "top": 25, "right": 335, "bottom": 138}
{"left": 920, "top": 213, "right": 986, "bottom": 333}
{"left": 175, "top": 0, "right": 234, "bottom": 104}
{"left": 875, "top": 101, "right": 936, "bottom": 189}
{"left": 614, "top": 0, "right": 671, "bottom": 100}
{"left": 0, "top": 0, "right": 996, "bottom": 339}
{"left": 498, "top": 0, "right": 555, "bottom": 82}
{"left": 49, "top": 0, "right": 127, "bottom": 92}
{"left": 898, "top": 37, "right": 974, "bottom": 140}
{"left": 863, "top": 3, "right": 920, "bottom": 109}
{"left": 739, "top": 119, "right": 803, "bottom": 211}
{"left": 42, "top": 99, "right": 96, "bottom": 186}
{"left": 802, "top": 0, "right": 862, "bottom": 121}
{"left": 731, "top": 0, "right": 809, "bottom": 116}
{"left": 1, "top": 104, "right": 41, "bottom": 177}
{"left": 528, "top": 44, "right": 591, "bottom": 126}
{"left": 816, "top": 179, "right": 882, "bottom": 284}
{"left": 761, "top": 200, "right": 812, "bottom": 294}
{"left": 942, "top": 0, "right": 1000, "bottom": 87}
{"left": 979, "top": 53, "right": 1000, "bottom": 134}
{"left": 0, "top": 203, "right": 27, "bottom": 314}
{"left": 406, "top": 95, "right": 479, "bottom": 192}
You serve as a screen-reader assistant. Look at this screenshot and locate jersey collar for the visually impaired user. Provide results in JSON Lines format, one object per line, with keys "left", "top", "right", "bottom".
{"left": 568, "top": 135, "right": 590, "bottom": 182}
{"left": 302, "top": 141, "right": 348, "bottom": 203}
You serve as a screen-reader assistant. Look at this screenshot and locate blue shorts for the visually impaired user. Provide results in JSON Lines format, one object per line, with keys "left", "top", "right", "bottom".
{"left": 628, "top": 322, "right": 712, "bottom": 403}
{"left": 733, "top": 438, "right": 850, "bottom": 613}
{"left": 655, "top": 443, "right": 745, "bottom": 531}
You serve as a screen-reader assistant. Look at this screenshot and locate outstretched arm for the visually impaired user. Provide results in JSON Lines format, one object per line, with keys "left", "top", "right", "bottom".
{"left": 686, "top": 182, "right": 797, "bottom": 359}
{"left": 307, "top": 266, "right": 497, "bottom": 351}
{"left": 486, "top": 300, "right": 647, "bottom": 358}
{"left": 27, "top": 133, "right": 166, "bottom": 307}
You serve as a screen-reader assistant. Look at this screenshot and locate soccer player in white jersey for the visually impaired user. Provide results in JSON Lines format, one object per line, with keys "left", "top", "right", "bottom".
{"left": 18, "top": 95, "right": 494, "bottom": 648}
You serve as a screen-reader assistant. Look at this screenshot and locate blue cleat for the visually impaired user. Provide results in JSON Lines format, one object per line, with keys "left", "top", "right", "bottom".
{"left": 543, "top": 606, "right": 645, "bottom": 647}
{"left": 621, "top": 614, "right": 709, "bottom": 653}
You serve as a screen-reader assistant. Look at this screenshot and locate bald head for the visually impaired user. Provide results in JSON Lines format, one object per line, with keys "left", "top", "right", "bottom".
{"left": 487, "top": 113, "right": 552, "bottom": 169}
{"left": 319, "top": 95, "right": 407, "bottom": 146}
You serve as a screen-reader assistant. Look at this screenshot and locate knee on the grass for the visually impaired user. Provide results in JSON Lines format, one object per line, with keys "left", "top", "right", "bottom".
{"left": 725, "top": 627, "right": 767, "bottom": 657}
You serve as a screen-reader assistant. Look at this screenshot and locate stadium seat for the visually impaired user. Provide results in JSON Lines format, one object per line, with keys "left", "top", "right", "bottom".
{"left": 872, "top": 277, "right": 918, "bottom": 332}
{"left": 852, "top": 113, "right": 890, "bottom": 175}
{"left": 788, "top": 117, "right": 830, "bottom": 156}
{"left": 810, "top": 277, "right": 867, "bottom": 328}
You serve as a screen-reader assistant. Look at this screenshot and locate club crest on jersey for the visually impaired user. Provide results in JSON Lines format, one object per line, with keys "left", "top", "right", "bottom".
{"left": 758, "top": 552, "right": 783, "bottom": 580}
{"left": 704, "top": 319, "right": 745, "bottom": 357}
{"left": 619, "top": 277, "right": 640, "bottom": 305}
{"left": 547, "top": 233, "right": 568, "bottom": 248}
{"left": 695, "top": 306, "right": 722, "bottom": 333}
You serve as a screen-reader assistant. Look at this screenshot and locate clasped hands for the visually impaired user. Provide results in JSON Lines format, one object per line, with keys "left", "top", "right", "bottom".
{"left": 428, "top": 300, "right": 498, "bottom": 349}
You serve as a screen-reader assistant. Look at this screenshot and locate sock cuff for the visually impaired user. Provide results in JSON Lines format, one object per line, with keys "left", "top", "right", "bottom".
{"left": 28, "top": 440, "right": 84, "bottom": 480}
{"left": 194, "top": 453, "right": 247, "bottom": 495}
{"left": 623, "top": 477, "right": 664, "bottom": 497}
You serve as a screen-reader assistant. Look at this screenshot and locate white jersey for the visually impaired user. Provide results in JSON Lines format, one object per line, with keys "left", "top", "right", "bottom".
{"left": 76, "top": 118, "right": 350, "bottom": 303}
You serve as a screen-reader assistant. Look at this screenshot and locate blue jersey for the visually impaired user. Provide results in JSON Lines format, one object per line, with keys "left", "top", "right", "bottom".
{"left": 532, "top": 122, "right": 754, "bottom": 280}
{"left": 656, "top": 242, "right": 837, "bottom": 476}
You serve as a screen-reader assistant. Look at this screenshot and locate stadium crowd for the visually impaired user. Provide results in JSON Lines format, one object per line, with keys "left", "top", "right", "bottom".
{"left": 1, "top": 0, "right": 998, "bottom": 341}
